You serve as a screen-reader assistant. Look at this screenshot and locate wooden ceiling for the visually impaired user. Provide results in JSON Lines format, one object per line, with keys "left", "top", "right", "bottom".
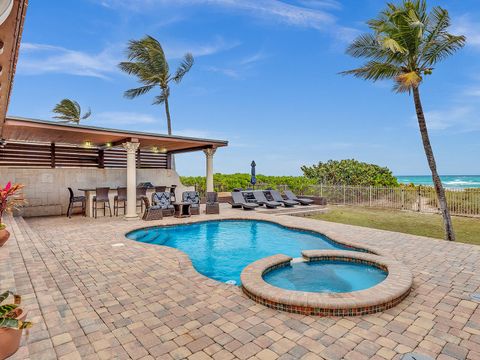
{"left": 3, "top": 116, "right": 228, "bottom": 153}
{"left": 0, "top": 0, "right": 27, "bottom": 134}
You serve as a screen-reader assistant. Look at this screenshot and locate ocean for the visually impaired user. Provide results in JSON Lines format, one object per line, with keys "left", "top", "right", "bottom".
{"left": 396, "top": 175, "right": 480, "bottom": 189}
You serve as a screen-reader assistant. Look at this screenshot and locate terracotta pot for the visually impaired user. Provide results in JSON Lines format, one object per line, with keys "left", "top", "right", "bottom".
{"left": 0, "top": 228, "right": 9, "bottom": 247}
{"left": 0, "top": 308, "right": 26, "bottom": 360}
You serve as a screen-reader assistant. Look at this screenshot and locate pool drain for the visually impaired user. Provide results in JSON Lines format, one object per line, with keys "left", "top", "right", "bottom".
{"left": 470, "top": 293, "right": 480, "bottom": 302}
{"left": 402, "top": 353, "right": 434, "bottom": 360}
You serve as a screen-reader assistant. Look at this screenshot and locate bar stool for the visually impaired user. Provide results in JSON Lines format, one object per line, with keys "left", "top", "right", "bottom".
{"left": 67, "top": 187, "right": 86, "bottom": 218}
{"left": 136, "top": 187, "right": 147, "bottom": 212}
{"left": 114, "top": 187, "right": 127, "bottom": 216}
{"left": 93, "top": 187, "right": 112, "bottom": 218}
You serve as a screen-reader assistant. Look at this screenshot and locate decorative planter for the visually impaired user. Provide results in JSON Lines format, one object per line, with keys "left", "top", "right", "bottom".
{"left": 0, "top": 308, "right": 26, "bottom": 360}
{"left": 0, "top": 228, "right": 10, "bottom": 247}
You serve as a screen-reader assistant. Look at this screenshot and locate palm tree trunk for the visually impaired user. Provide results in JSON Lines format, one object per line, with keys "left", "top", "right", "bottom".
{"left": 412, "top": 86, "right": 455, "bottom": 241}
{"left": 164, "top": 96, "right": 172, "bottom": 135}
{"left": 163, "top": 93, "right": 175, "bottom": 169}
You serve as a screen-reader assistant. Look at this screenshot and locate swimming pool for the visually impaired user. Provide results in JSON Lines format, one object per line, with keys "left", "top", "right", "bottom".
{"left": 126, "top": 220, "right": 357, "bottom": 284}
{"left": 263, "top": 260, "right": 387, "bottom": 292}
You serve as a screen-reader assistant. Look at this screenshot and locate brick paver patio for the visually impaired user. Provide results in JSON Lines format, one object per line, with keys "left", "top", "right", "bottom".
{"left": 1, "top": 204, "right": 480, "bottom": 360}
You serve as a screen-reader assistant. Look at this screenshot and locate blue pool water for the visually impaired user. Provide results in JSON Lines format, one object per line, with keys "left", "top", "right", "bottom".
{"left": 126, "top": 220, "right": 355, "bottom": 284}
{"left": 263, "top": 261, "right": 387, "bottom": 292}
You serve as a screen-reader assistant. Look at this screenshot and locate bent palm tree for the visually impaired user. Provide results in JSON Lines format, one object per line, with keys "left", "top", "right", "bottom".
{"left": 342, "top": 0, "right": 465, "bottom": 241}
{"left": 53, "top": 99, "right": 91, "bottom": 124}
{"left": 119, "top": 35, "right": 194, "bottom": 135}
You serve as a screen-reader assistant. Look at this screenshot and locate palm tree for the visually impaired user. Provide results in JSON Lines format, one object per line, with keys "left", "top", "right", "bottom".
{"left": 119, "top": 35, "right": 194, "bottom": 135}
{"left": 342, "top": 0, "right": 465, "bottom": 241}
{"left": 52, "top": 99, "right": 91, "bottom": 124}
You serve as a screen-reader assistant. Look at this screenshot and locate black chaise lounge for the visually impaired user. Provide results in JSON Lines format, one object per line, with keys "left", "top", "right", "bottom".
{"left": 230, "top": 192, "right": 259, "bottom": 210}
{"left": 268, "top": 190, "right": 298, "bottom": 207}
{"left": 284, "top": 190, "right": 314, "bottom": 205}
{"left": 252, "top": 191, "right": 282, "bottom": 209}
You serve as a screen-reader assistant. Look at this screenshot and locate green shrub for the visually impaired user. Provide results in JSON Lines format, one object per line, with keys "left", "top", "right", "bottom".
{"left": 301, "top": 159, "right": 399, "bottom": 187}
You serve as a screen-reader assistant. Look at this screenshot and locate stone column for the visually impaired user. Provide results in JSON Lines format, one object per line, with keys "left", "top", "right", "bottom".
{"left": 123, "top": 141, "right": 140, "bottom": 220}
{"left": 203, "top": 148, "right": 216, "bottom": 193}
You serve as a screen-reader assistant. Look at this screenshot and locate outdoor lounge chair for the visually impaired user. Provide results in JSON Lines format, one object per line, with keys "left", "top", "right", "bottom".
{"left": 267, "top": 190, "right": 298, "bottom": 207}
{"left": 284, "top": 190, "right": 314, "bottom": 205}
{"left": 252, "top": 191, "right": 282, "bottom": 209}
{"left": 151, "top": 192, "right": 175, "bottom": 216}
{"left": 230, "top": 192, "right": 259, "bottom": 210}
{"left": 142, "top": 197, "right": 163, "bottom": 221}
{"left": 182, "top": 191, "right": 200, "bottom": 215}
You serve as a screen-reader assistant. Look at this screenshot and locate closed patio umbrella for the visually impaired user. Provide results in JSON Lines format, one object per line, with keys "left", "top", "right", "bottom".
{"left": 250, "top": 161, "right": 256, "bottom": 189}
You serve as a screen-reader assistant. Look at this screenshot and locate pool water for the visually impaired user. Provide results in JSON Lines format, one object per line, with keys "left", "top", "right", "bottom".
{"left": 127, "top": 220, "right": 354, "bottom": 284}
{"left": 263, "top": 261, "right": 387, "bottom": 292}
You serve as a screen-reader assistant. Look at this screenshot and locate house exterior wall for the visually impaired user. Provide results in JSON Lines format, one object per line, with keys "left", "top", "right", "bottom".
{"left": 0, "top": 167, "right": 193, "bottom": 217}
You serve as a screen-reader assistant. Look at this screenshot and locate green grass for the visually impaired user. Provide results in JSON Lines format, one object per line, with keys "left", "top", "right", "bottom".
{"left": 309, "top": 206, "right": 480, "bottom": 245}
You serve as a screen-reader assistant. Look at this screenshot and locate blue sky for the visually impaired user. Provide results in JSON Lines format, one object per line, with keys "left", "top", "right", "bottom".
{"left": 8, "top": 0, "right": 480, "bottom": 176}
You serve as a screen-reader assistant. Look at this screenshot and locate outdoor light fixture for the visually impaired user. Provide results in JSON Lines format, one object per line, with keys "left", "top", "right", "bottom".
{"left": 104, "top": 142, "right": 112, "bottom": 148}
{"left": 151, "top": 146, "right": 159, "bottom": 153}
{"left": 159, "top": 147, "right": 167, "bottom": 153}
{"left": 83, "top": 141, "right": 93, "bottom": 148}
{"left": 0, "top": 138, "right": 6, "bottom": 148}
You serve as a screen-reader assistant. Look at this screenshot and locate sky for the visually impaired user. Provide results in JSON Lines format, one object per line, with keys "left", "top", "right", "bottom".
{"left": 8, "top": 0, "right": 480, "bottom": 176}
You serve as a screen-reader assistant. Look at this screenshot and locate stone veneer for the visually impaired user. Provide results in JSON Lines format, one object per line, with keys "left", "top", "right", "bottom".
{"left": 0, "top": 167, "right": 192, "bottom": 217}
{"left": 241, "top": 250, "right": 413, "bottom": 316}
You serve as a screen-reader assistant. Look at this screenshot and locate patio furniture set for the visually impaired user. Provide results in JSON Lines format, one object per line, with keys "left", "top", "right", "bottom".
{"left": 230, "top": 189, "right": 314, "bottom": 210}
{"left": 67, "top": 185, "right": 220, "bottom": 220}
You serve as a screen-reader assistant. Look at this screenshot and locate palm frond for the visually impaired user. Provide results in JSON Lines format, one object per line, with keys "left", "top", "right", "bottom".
{"left": 82, "top": 108, "right": 92, "bottom": 120}
{"left": 421, "top": 34, "right": 466, "bottom": 66}
{"left": 172, "top": 53, "right": 194, "bottom": 83}
{"left": 394, "top": 71, "right": 422, "bottom": 93}
{"left": 341, "top": 61, "right": 402, "bottom": 82}
{"left": 124, "top": 85, "right": 155, "bottom": 99}
{"left": 153, "top": 88, "right": 169, "bottom": 105}
{"left": 52, "top": 99, "right": 82, "bottom": 123}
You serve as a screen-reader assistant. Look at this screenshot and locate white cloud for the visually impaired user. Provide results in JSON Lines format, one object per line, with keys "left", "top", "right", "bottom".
{"left": 19, "top": 42, "right": 119, "bottom": 79}
{"left": 93, "top": 111, "right": 157, "bottom": 126}
{"left": 164, "top": 36, "right": 240, "bottom": 59}
{"left": 95, "top": 0, "right": 358, "bottom": 41}
{"left": 452, "top": 15, "right": 480, "bottom": 49}
{"left": 204, "top": 66, "right": 240, "bottom": 78}
{"left": 420, "top": 106, "right": 480, "bottom": 132}
{"left": 239, "top": 51, "right": 268, "bottom": 66}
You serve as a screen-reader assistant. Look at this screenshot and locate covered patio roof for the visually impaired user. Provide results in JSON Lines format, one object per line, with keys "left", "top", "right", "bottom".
{"left": 2, "top": 115, "right": 228, "bottom": 153}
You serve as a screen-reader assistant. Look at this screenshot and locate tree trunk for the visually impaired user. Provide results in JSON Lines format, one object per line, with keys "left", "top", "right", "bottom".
{"left": 163, "top": 92, "right": 175, "bottom": 169}
{"left": 412, "top": 86, "right": 455, "bottom": 241}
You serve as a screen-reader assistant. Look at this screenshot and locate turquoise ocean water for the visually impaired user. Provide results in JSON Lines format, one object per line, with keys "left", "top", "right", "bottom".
{"left": 396, "top": 175, "right": 480, "bottom": 189}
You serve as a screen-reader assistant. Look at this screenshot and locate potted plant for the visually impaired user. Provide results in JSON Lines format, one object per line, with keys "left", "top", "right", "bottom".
{"left": 0, "top": 290, "right": 32, "bottom": 359}
{"left": 0, "top": 182, "right": 24, "bottom": 247}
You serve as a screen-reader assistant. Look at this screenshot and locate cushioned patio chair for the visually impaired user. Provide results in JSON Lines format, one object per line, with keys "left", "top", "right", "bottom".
{"left": 182, "top": 191, "right": 200, "bottom": 215}
{"left": 151, "top": 191, "right": 175, "bottom": 216}
{"left": 252, "top": 191, "right": 282, "bottom": 209}
{"left": 284, "top": 190, "right": 314, "bottom": 205}
{"left": 142, "top": 197, "right": 163, "bottom": 221}
{"left": 67, "top": 187, "right": 86, "bottom": 218}
{"left": 268, "top": 190, "right": 298, "bottom": 207}
{"left": 230, "top": 192, "right": 259, "bottom": 210}
{"left": 206, "top": 192, "right": 220, "bottom": 214}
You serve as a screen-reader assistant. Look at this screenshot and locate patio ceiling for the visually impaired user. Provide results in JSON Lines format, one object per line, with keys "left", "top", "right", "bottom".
{"left": 0, "top": 0, "right": 28, "bottom": 133}
{"left": 2, "top": 116, "right": 228, "bottom": 153}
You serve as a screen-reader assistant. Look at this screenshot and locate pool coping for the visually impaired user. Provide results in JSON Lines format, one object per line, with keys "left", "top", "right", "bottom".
{"left": 241, "top": 250, "right": 413, "bottom": 316}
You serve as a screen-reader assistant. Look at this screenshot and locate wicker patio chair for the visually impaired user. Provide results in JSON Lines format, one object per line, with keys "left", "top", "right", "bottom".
{"left": 136, "top": 187, "right": 147, "bottom": 212}
{"left": 182, "top": 191, "right": 200, "bottom": 215}
{"left": 142, "top": 197, "right": 163, "bottom": 221}
{"left": 205, "top": 192, "right": 220, "bottom": 214}
{"left": 93, "top": 187, "right": 112, "bottom": 218}
{"left": 67, "top": 187, "right": 86, "bottom": 218}
{"left": 114, "top": 187, "right": 127, "bottom": 216}
{"left": 155, "top": 186, "right": 167, "bottom": 192}
{"left": 151, "top": 192, "right": 175, "bottom": 216}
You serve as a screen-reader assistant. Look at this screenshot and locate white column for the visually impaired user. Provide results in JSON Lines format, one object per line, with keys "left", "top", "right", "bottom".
{"left": 203, "top": 148, "right": 216, "bottom": 193}
{"left": 123, "top": 141, "right": 140, "bottom": 220}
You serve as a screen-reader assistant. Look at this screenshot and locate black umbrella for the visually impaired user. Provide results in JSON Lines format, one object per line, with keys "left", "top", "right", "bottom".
{"left": 250, "top": 160, "right": 257, "bottom": 189}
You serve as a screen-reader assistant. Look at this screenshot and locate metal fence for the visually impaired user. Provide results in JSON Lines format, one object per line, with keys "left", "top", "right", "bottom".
{"left": 298, "top": 184, "right": 480, "bottom": 217}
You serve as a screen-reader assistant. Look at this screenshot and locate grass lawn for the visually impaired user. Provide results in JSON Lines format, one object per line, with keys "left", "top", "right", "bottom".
{"left": 309, "top": 206, "right": 480, "bottom": 245}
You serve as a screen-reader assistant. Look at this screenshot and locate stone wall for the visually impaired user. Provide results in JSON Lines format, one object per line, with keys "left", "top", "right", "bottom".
{"left": 0, "top": 168, "right": 193, "bottom": 217}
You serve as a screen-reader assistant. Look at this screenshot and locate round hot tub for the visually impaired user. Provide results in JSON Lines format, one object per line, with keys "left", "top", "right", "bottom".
{"left": 263, "top": 259, "right": 387, "bottom": 293}
{"left": 241, "top": 250, "right": 412, "bottom": 316}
